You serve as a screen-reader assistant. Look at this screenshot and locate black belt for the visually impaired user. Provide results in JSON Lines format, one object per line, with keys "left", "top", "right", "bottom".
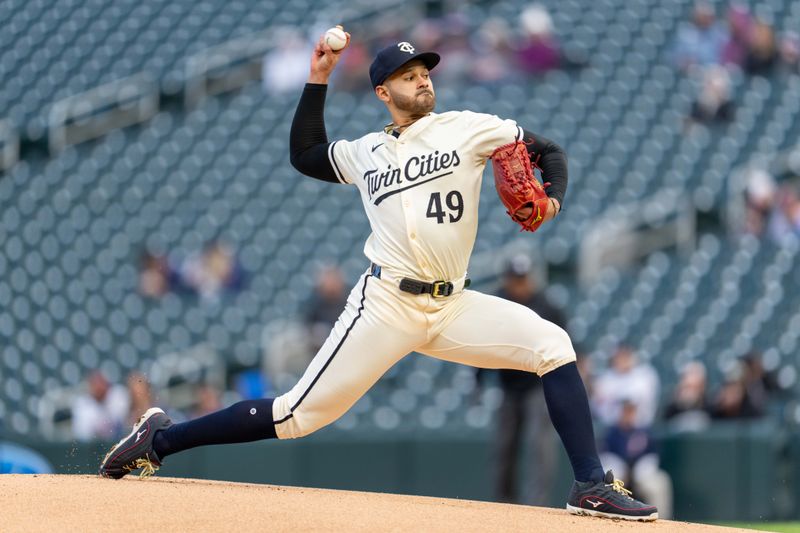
{"left": 370, "top": 263, "right": 470, "bottom": 298}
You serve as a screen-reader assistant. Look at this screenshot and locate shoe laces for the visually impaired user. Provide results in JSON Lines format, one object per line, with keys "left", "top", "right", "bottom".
{"left": 122, "top": 456, "right": 159, "bottom": 479}
{"left": 609, "top": 478, "right": 633, "bottom": 499}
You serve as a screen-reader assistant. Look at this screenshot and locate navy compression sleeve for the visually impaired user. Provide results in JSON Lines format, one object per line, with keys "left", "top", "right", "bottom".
{"left": 289, "top": 83, "right": 339, "bottom": 183}
{"left": 521, "top": 128, "right": 568, "bottom": 208}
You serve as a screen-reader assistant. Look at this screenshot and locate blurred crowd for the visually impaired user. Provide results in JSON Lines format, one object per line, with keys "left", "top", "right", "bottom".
{"left": 70, "top": 368, "right": 267, "bottom": 442}
{"left": 673, "top": 2, "right": 798, "bottom": 78}
{"left": 678, "top": 1, "right": 798, "bottom": 129}
{"left": 261, "top": 3, "right": 582, "bottom": 96}
{"left": 72, "top": 370, "right": 164, "bottom": 441}
{"left": 670, "top": 3, "right": 800, "bottom": 244}
{"left": 742, "top": 167, "right": 800, "bottom": 243}
{"left": 139, "top": 240, "right": 245, "bottom": 302}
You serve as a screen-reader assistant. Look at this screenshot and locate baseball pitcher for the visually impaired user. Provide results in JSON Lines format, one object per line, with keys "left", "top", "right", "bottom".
{"left": 100, "top": 32, "right": 657, "bottom": 522}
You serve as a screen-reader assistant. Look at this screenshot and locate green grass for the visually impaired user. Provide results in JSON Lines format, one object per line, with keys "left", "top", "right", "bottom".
{"left": 721, "top": 524, "right": 800, "bottom": 533}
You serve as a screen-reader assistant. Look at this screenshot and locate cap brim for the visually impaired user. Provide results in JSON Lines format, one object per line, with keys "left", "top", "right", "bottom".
{"left": 411, "top": 52, "right": 440, "bottom": 71}
{"left": 380, "top": 52, "right": 440, "bottom": 85}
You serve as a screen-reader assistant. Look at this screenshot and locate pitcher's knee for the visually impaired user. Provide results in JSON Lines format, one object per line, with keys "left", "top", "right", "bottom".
{"left": 272, "top": 394, "right": 340, "bottom": 439}
{"left": 276, "top": 416, "right": 322, "bottom": 440}
{"left": 535, "top": 324, "right": 576, "bottom": 376}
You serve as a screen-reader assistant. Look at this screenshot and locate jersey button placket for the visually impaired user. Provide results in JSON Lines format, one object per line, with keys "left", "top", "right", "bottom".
{"left": 396, "top": 144, "right": 416, "bottom": 242}
{"left": 395, "top": 142, "right": 427, "bottom": 275}
{"left": 402, "top": 192, "right": 418, "bottom": 241}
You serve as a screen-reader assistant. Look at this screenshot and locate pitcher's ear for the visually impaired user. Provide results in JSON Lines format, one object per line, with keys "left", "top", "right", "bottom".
{"left": 375, "top": 84, "right": 390, "bottom": 103}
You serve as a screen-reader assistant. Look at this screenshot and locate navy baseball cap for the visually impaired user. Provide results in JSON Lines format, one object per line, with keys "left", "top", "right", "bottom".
{"left": 369, "top": 41, "right": 440, "bottom": 88}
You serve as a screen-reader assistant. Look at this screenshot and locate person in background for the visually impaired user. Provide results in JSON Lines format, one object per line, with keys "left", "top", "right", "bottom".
{"left": 575, "top": 351, "right": 594, "bottom": 399}
{"left": 710, "top": 377, "right": 756, "bottom": 419}
{"left": 688, "top": 66, "right": 735, "bottom": 126}
{"left": 709, "top": 353, "right": 775, "bottom": 419}
{"left": 767, "top": 182, "right": 800, "bottom": 243}
{"left": 740, "top": 351, "right": 779, "bottom": 409}
{"left": 71, "top": 370, "right": 129, "bottom": 441}
{"left": 180, "top": 241, "right": 245, "bottom": 302}
{"left": 743, "top": 165, "right": 777, "bottom": 237}
{"left": 720, "top": 3, "right": 752, "bottom": 68}
{"left": 262, "top": 27, "right": 313, "bottom": 94}
{"left": 481, "top": 254, "right": 565, "bottom": 506}
{"left": 672, "top": 2, "right": 728, "bottom": 72}
{"left": 744, "top": 18, "right": 778, "bottom": 75}
{"left": 592, "top": 345, "right": 660, "bottom": 428}
{"left": 515, "top": 4, "right": 561, "bottom": 75}
{"left": 139, "top": 250, "right": 171, "bottom": 298}
{"left": 663, "top": 361, "right": 711, "bottom": 432}
{"left": 778, "top": 31, "right": 800, "bottom": 74}
{"left": 601, "top": 401, "right": 673, "bottom": 519}
{"left": 305, "top": 265, "right": 348, "bottom": 355}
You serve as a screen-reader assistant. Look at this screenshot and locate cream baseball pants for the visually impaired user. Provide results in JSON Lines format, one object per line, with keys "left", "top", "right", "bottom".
{"left": 273, "top": 269, "right": 575, "bottom": 439}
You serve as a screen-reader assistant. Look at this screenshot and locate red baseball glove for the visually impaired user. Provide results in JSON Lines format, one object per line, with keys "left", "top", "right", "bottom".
{"left": 491, "top": 141, "right": 551, "bottom": 232}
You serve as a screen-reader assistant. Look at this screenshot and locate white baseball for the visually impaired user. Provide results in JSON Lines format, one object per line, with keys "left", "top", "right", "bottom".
{"left": 324, "top": 26, "right": 347, "bottom": 51}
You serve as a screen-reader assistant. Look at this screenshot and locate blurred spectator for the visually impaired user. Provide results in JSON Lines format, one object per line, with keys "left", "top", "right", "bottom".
{"left": 180, "top": 241, "right": 245, "bottom": 302}
{"left": 592, "top": 345, "right": 660, "bottom": 427}
{"left": 710, "top": 353, "right": 775, "bottom": 419}
{"left": 469, "top": 18, "right": 515, "bottom": 85}
{"left": 481, "top": 254, "right": 563, "bottom": 505}
{"left": 191, "top": 384, "right": 223, "bottom": 419}
{"left": 688, "top": 66, "right": 735, "bottom": 125}
{"left": 743, "top": 166, "right": 777, "bottom": 237}
{"left": 710, "top": 378, "right": 755, "bottom": 419}
{"left": 601, "top": 401, "right": 673, "bottom": 519}
{"left": 672, "top": 2, "right": 728, "bottom": 72}
{"left": 305, "top": 265, "right": 348, "bottom": 355}
{"left": 721, "top": 4, "right": 752, "bottom": 68}
{"left": 576, "top": 351, "right": 594, "bottom": 398}
{"left": 779, "top": 31, "right": 800, "bottom": 73}
{"left": 741, "top": 350, "right": 779, "bottom": 403}
{"left": 139, "top": 250, "right": 171, "bottom": 298}
{"left": 71, "top": 370, "right": 129, "bottom": 441}
{"left": 330, "top": 39, "right": 372, "bottom": 92}
{"left": 514, "top": 4, "right": 561, "bottom": 75}
{"left": 126, "top": 372, "right": 153, "bottom": 428}
{"left": 767, "top": 182, "right": 800, "bottom": 243}
{"left": 744, "top": 19, "right": 778, "bottom": 75}
{"left": 663, "top": 361, "right": 711, "bottom": 432}
{"left": 262, "top": 27, "right": 312, "bottom": 94}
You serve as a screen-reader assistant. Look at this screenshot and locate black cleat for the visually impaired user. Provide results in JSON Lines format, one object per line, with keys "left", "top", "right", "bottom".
{"left": 566, "top": 470, "right": 658, "bottom": 521}
{"left": 99, "top": 407, "right": 172, "bottom": 479}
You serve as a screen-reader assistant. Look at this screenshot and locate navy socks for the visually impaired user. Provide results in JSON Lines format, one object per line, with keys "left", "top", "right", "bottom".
{"left": 153, "top": 398, "right": 277, "bottom": 460}
{"left": 541, "top": 362, "right": 605, "bottom": 483}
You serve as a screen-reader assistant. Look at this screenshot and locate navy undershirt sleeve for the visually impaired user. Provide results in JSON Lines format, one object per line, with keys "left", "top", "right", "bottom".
{"left": 521, "top": 128, "right": 568, "bottom": 207}
{"left": 289, "top": 83, "right": 340, "bottom": 183}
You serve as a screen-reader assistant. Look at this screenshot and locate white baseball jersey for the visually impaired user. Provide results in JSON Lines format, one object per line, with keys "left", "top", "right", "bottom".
{"left": 328, "top": 111, "right": 523, "bottom": 282}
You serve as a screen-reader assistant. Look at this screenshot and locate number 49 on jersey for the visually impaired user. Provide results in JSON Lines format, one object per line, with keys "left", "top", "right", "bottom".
{"left": 426, "top": 191, "right": 463, "bottom": 224}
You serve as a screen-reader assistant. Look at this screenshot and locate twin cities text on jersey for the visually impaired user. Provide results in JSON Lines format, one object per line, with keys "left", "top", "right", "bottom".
{"left": 365, "top": 149, "right": 461, "bottom": 205}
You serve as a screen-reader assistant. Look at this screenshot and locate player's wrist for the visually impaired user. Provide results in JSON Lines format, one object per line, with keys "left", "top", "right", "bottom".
{"left": 548, "top": 197, "right": 561, "bottom": 217}
{"left": 307, "top": 73, "right": 331, "bottom": 84}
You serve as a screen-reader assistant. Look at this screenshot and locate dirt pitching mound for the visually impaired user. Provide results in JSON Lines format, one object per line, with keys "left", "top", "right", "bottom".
{"left": 0, "top": 475, "right": 750, "bottom": 532}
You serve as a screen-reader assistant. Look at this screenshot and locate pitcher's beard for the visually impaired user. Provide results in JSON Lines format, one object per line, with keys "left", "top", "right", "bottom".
{"left": 394, "top": 91, "right": 435, "bottom": 116}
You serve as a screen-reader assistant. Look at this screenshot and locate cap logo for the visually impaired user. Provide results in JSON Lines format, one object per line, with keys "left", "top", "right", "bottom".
{"left": 397, "top": 42, "right": 415, "bottom": 54}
